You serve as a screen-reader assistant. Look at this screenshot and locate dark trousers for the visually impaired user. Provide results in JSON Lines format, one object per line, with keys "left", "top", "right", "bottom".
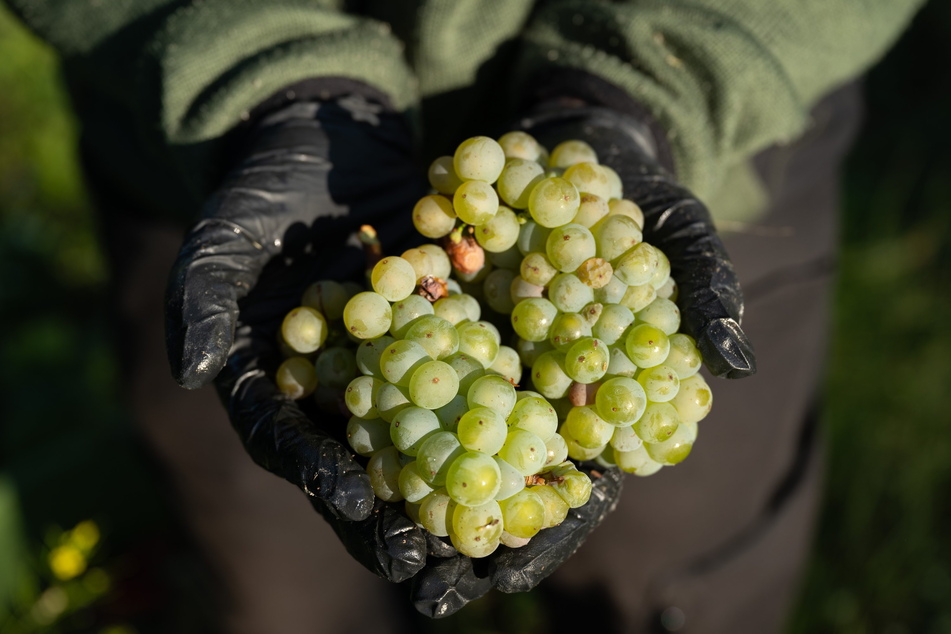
{"left": 99, "top": 84, "right": 862, "bottom": 634}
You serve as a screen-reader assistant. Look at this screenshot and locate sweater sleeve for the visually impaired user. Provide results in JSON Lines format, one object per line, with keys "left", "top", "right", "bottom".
{"left": 4, "top": 0, "right": 418, "bottom": 211}
{"left": 515, "top": 0, "right": 925, "bottom": 198}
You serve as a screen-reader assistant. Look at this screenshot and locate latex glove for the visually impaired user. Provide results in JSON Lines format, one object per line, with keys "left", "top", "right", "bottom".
{"left": 164, "top": 89, "right": 429, "bottom": 582}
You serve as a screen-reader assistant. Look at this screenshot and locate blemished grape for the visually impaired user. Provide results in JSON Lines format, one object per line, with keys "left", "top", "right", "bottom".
{"left": 549, "top": 140, "right": 598, "bottom": 168}
{"left": 419, "top": 489, "right": 454, "bottom": 536}
{"left": 344, "top": 375, "right": 381, "bottom": 418}
{"left": 670, "top": 374, "right": 713, "bottom": 424}
{"left": 371, "top": 256, "right": 417, "bottom": 302}
{"left": 548, "top": 273, "right": 594, "bottom": 313}
{"left": 344, "top": 292, "right": 392, "bottom": 339}
{"left": 408, "top": 360, "right": 460, "bottom": 409}
{"left": 417, "top": 243, "right": 452, "bottom": 280}
{"left": 301, "top": 280, "right": 349, "bottom": 321}
{"left": 634, "top": 401, "right": 681, "bottom": 443}
{"left": 451, "top": 500, "right": 504, "bottom": 558}
{"left": 496, "top": 158, "right": 545, "bottom": 209}
{"left": 413, "top": 195, "right": 457, "bottom": 239}
{"left": 546, "top": 223, "right": 597, "bottom": 273}
{"left": 498, "top": 131, "right": 545, "bottom": 162}
{"left": 428, "top": 156, "right": 464, "bottom": 195}
{"left": 457, "top": 407, "right": 508, "bottom": 454}
{"left": 545, "top": 461, "right": 593, "bottom": 508}
{"left": 549, "top": 312, "right": 592, "bottom": 351}
{"left": 596, "top": 376, "right": 648, "bottom": 425}
{"left": 511, "top": 298, "right": 558, "bottom": 342}
{"left": 475, "top": 206, "right": 520, "bottom": 253}
{"left": 500, "top": 489, "right": 545, "bottom": 539}
{"left": 637, "top": 364, "right": 681, "bottom": 403}
{"left": 665, "top": 334, "right": 703, "bottom": 379}
{"left": 453, "top": 179, "right": 499, "bottom": 225}
{"left": 498, "top": 429, "right": 547, "bottom": 476}
{"left": 404, "top": 315, "right": 460, "bottom": 360}
{"left": 282, "top": 306, "right": 328, "bottom": 353}
{"left": 564, "top": 337, "right": 610, "bottom": 384}
{"left": 276, "top": 356, "right": 318, "bottom": 399}
{"left": 446, "top": 451, "right": 502, "bottom": 506}
{"left": 528, "top": 177, "right": 581, "bottom": 228}
{"left": 576, "top": 257, "right": 613, "bottom": 289}
{"left": 563, "top": 162, "right": 612, "bottom": 200}
{"left": 347, "top": 416, "right": 393, "bottom": 457}
{"left": 520, "top": 252, "right": 558, "bottom": 287}
{"left": 625, "top": 324, "right": 671, "bottom": 369}
{"left": 454, "top": 136, "right": 506, "bottom": 183}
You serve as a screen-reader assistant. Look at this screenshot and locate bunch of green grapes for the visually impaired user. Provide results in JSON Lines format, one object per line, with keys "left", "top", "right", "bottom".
{"left": 416, "top": 133, "right": 713, "bottom": 478}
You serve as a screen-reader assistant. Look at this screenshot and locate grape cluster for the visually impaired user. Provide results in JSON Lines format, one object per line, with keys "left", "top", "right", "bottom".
{"left": 274, "top": 131, "right": 714, "bottom": 559}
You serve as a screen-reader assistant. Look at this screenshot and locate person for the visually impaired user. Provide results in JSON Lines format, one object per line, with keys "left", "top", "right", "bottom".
{"left": 3, "top": 1, "right": 926, "bottom": 631}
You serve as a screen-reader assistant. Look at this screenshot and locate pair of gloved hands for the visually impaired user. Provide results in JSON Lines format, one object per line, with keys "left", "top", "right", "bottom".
{"left": 164, "top": 78, "right": 755, "bottom": 618}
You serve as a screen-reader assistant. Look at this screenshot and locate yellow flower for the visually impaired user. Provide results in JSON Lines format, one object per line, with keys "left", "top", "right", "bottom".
{"left": 49, "top": 544, "right": 87, "bottom": 580}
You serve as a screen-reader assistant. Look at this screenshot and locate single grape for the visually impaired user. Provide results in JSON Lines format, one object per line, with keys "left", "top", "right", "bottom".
{"left": 670, "top": 374, "right": 713, "bottom": 424}
{"left": 620, "top": 283, "right": 657, "bottom": 313}
{"left": 453, "top": 179, "right": 499, "bottom": 225}
{"left": 475, "top": 206, "right": 520, "bottom": 252}
{"left": 346, "top": 416, "right": 393, "bottom": 457}
{"left": 371, "top": 256, "right": 417, "bottom": 302}
{"left": 562, "top": 427, "right": 606, "bottom": 461}
{"left": 276, "top": 356, "right": 318, "bottom": 399}
{"left": 516, "top": 337, "right": 554, "bottom": 368}
{"left": 498, "top": 429, "right": 547, "bottom": 476}
{"left": 572, "top": 193, "right": 610, "bottom": 228}
{"left": 516, "top": 219, "right": 552, "bottom": 255}
{"left": 545, "top": 461, "right": 593, "bottom": 508}
{"left": 500, "top": 489, "right": 546, "bottom": 539}
{"left": 416, "top": 431, "right": 466, "bottom": 486}
{"left": 390, "top": 295, "right": 435, "bottom": 338}
{"left": 367, "top": 446, "right": 404, "bottom": 502}
{"left": 563, "top": 162, "right": 612, "bottom": 199}
{"left": 610, "top": 424, "right": 643, "bottom": 453}
{"left": 530, "top": 351, "right": 573, "bottom": 400}
{"left": 528, "top": 177, "right": 581, "bottom": 228}
{"left": 380, "top": 339, "right": 430, "bottom": 386}
{"left": 408, "top": 360, "right": 460, "bottom": 410}
{"left": 498, "top": 131, "right": 545, "bottom": 162}
{"left": 608, "top": 199, "right": 645, "bottom": 228}
{"left": 445, "top": 451, "right": 502, "bottom": 506}
{"left": 494, "top": 456, "right": 527, "bottom": 501}
{"left": 417, "top": 244, "right": 452, "bottom": 280}
{"left": 549, "top": 312, "right": 592, "bottom": 351}
{"left": 511, "top": 298, "right": 559, "bottom": 342}
{"left": 549, "top": 140, "right": 598, "bottom": 167}
{"left": 509, "top": 275, "right": 545, "bottom": 305}
{"left": 314, "top": 346, "right": 359, "bottom": 388}
{"left": 486, "top": 243, "right": 523, "bottom": 270}
{"left": 576, "top": 257, "right": 613, "bottom": 288}
{"left": 665, "top": 333, "right": 703, "bottom": 379}
{"left": 625, "top": 324, "right": 671, "bottom": 368}
{"left": 602, "top": 165, "right": 624, "bottom": 200}
{"left": 593, "top": 304, "right": 635, "bottom": 345}
{"left": 564, "top": 337, "right": 610, "bottom": 384}
{"left": 614, "top": 243, "right": 660, "bottom": 286}
{"left": 520, "top": 252, "right": 558, "bottom": 287}
{"left": 401, "top": 248, "right": 435, "bottom": 281}
{"left": 451, "top": 500, "right": 504, "bottom": 558}
{"left": 615, "top": 443, "right": 664, "bottom": 476}
{"left": 507, "top": 395, "right": 559, "bottom": 441}
{"left": 496, "top": 158, "right": 545, "bottom": 209}
{"left": 637, "top": 364, "right": 681, "bottom": 402}
{"left": 592, "top": 214, "right": 642, "bottom": 262}
{"left": 596, "top": 376, "right": 648, "bottom": 425}
{"left": 545, "top": 433, "right": 570, "bottom": 466}
{"left": 483, "top": 268, "right": 517, "bottom": 314}
{"left": 656, "top": 276, "right": 678, "bottom": 301}
{"left": 644, "top": 422, "right": 695, "bottom": 465}
{"left": 343, "top": 292, "right": 392, "bottom": 340}
{"left": 457, "top": 407, "right": 508, "bottom": 454}
{"left": 404, "top": 314, "right": 460, "bottom": 359}
{"left": 412, "top": 195, "right": 457, "bottom": 239}
{"left": 650, "top": 249, "right": 672, "bottom": 289}
{"left": 454, "top": 136, "right": 506, "bottom": 183}
{"left": 433, "top": 294, "right": 472, "bottom": 325}
{"left": 637, "top": 297, "right": 682, "bottom": 335}
{"left": 428, "top": 156, "right": 464, "bottom": 194}
{"left": 467, "top": 374, "right": 517, "bottom": 418}
{"left": 399, "top": 461, "right": 435, "bottom": 503}
{"left": 548, "top": 273, "right": 594, "bottom": 313}
{"left": 605, "top": 346, "right": 639, "bottom": 378}
{"left": 533, "top": 484, "right": 570, "bottom": 528}
{"left": 391, "top": 407, "right": 442, "bottom": 456}
{"left": 456, "top": 320, "right": 501, "bottom": 368}
{"left": 434, "top": 394, "right": 468, "bottom": 433}
{"left": 634, "top": 401, "right": 681, "bottom": 443}
{"left": 282, "top": 306, "right": 328, "bottom": 353}
{"left": 593, "top": 274, "right": 628, "bottom": 304}
{"left": 419, "top": 489, "right": 454, "bottom": 536}
{"left": 301, "top": 280, "right": 348, "bottom": 321}
{"left": 546, "top": 223, "right": 597, "bottom": 273}
{"left": 344, "top": 375, "right": 381, "bottom": 418}
{"left": 489, "top": 345, "right": 522, "bottom": 385}
{"left": 562, "top": 405, "right": 615, "bottom": 448}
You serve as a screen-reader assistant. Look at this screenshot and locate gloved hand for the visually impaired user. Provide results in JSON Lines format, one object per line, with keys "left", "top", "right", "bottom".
{"left": 164, "top": 87, "right": 430, "bottom": 582}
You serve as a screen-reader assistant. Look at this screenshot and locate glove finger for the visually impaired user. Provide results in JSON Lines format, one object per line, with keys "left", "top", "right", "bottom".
{"left": 411, "top": 554, "right": 493, "bottom": 619}
{"left": 489, "top": 467, "right": 624, "bottom": 594}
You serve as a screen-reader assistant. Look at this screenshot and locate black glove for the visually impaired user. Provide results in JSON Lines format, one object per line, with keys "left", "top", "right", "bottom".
{"left": 517, "top": 73, "right": 756, "bottom": 379}
{"left": 164, "top": 85, "right": 430, "bottom": 582}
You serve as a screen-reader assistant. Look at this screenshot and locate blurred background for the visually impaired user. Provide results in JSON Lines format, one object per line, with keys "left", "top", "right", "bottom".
{"left": 1, "top": 2, "right": 950, "bottom": 632}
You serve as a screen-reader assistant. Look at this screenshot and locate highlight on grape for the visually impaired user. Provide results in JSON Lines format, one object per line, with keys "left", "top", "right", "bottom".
{"left": 272, "top": 132, "right": 712, "bottom": 558}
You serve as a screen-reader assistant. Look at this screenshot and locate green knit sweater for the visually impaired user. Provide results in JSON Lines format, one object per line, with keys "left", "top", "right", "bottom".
{"left": 5, "top": 0, "right": 925, "bottom": 221}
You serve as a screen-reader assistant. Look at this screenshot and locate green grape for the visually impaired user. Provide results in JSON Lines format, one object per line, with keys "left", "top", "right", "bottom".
{"left": 454, "top": 135, "right": 506, "bottom": 183}
{"left": 391, "top": 407, "right": 442, "bottom": 456}
{"left": 499, "top": 489, "right": 545, "bottom": 539}
{"left": 507, "top": 395, "right": 558, "bottom": 441}
{"left": 563, "top": 162, "right": 612, "bottom": 199}
{"left": 545, "top": 461, "right": 593, "bottom": 508}
{"left": 343, "top": 292, "right": 392, "bottom": 339}
{"left": 602, "top": 165, "right": 624, "bottom": 200}
{"left": 367, "top": 446, "right": 404, "bottom": 502}
{"left": 581, "top": 302, "right": 604, "bottom": 327}
{"left": 489, "top": 345, "right": 522, "bottom": 385}
{"left": 549, "top": 312, "right": 592, "bottom": 351}
{"left": 456, "top": 294, "right": 482, "bottom": 322}
{"left": 572, "top": 193, "right": 610, "bottom": 228}
{"left": 483, "top": 268, "right": 517, "bottom": 314}
{"left": 549, "top": 140, "right": 598, "bottom": 168}
{"left": 593, "top": 303, "right": 635, "bottom": 345}
{"left": 453, "top": 179, "right": 499, "bottom": 225}
{"left": 592, "top": 214, "right": 643, "bottom": 262}
{"left": 390, "top": 295, "right": 435, "bottom": 338}
{"left": 615, "top": 443, "right": 663, "bottom": 476}
{"left": 520, "top": 251, "right": 558, "bottom": 286}
{"left": 516, "top": 219, "right": 552, "bottom": 255}
{"left": 412, "top": 195, "right": 457, "bottom": 239}
{"left": 634, "top": 401, "right": 681, "bottom": 443}
{"left": 314, "top": 346, "right": 359, "bottom": 388}
{"left": 380, "top": 339, "right": 430, "bottom": 386}
{"left": 637, "top": 298, "right": 682, "bottom": 335}
{"left": 434, "top": 294, "right": 472, "bottom": 325}
{"left": 645, "top": 422, "right": 695, "bottom": 465}
{"left": 374, "top": 381, "right": 411, "bottom": 423}
{"left": 451, "top": 500, "right": 504, "bottom": 558}
{"left": 596, "top": 446, "right": 617, "bottom": 469}
{"left": 530, "top": 351, "right": 572, "bottom": 400}
{"left": 498, "top": 131, "right": 545, "bottom": 162}
{"left": 301, "top": 280, "right": 348, "bottom": 321}
{"left": 494, "top": 456, "right": 527, "bottom": 501}
{"left": 545, "top": 433, "right": 570, "bottom": 466}
{"left": 434, "top": 395, "right": 468, "bottom": 433}
{"left": 656, "top": 276, "right": 678, "bottom": 300}
{"left": 548, "top": 273, "right": 594, "bottom": 313}
{"left": 606, "top": 346, "right": 639, "bottom": 378}
{"left": 610, "top": 424, "right": 642, "bottom": 453}
{"left": 620, "top": 283, "right": 657, "bottom": 313}
{"left": 509, "top": 275, "right": 545, "bottom": 305}
{"left": 546, "top": 223, "right": 597, "bottom": 273}
{"left": 650, "top": 249, "right": 672, "bottom": 289}
{"left": 498, "top": 429, "right": 547, "bottom": 476}
{"left": 596, "top": 376, "right": 648, "bottom": 425}
{"left": 625, "top": 324, "right": 671, "bottom": 368}
{"left": 516, "top": 337, "right": 554, "bottom": 367}
{"left": 562, "top": 405, "right": 615, "bottom": 448}
{"left": 637, "top": 364, "right": 681, "bottom": 403}
{"left": 457, "top": 407, "right": 508, "bottom": 454}
{"left": 562, "top": 427, "right": 606, "bottom": 461}
{"left": 593, "top": 274, "right": 628, "bottom": 304}
{"left": 510, "top": 298, "right": 558, "bottom": 342}
{"left": 401, "top": 247, "right": 435, "bottom": 281}
{"left": 399, "top": 461, "right": 435, "bottom": 503}
{"left": 404, "top": 315, "right": 460, "bottom": 359}
{"left": 276, "top": 356, "right": 318, "bottom": 400}
{"left": 608, "top": 199, "right": 644, "bottom": 228}
{"left": 614, "top": 243, "right": 660, "bottom": 286}
{"left": 417, "top": 244, "right": 452, "bottom": 280}
{"left": 446, "top": 451, "right": 502, "bottom": 506}
{"left": 496, "top": 158, "right": 545, "bottom": 209}
{"left": 408, "top": 360, "right": 460, "bottom": 410}
{"left": 371, "top": 256, "right": 417, "bottom": 302}
{"left": 419, "top": 489, "right": 454, "bottom": 536}
{"left": 282, "top": 306, "right": 328, "bottom": 353}
{"left": 533, "top": 484, "right": 570, "bottom": 528}
{"left": 416, "top": 431, "right": 466, "bottom": 486}
{"left": 670, "top": 374, "right": 713, "bottom": 424}
{"left": 346, "top": 416, "right": 393, "bottom": 457}
{"left": 576, "top": 257, "right": 613, "bottom": 289}
{"left": 428, "top": 156, "right": 464, "bottom": 194}
{"left": 443, "top": 352, "right": 486, "bottom": 396}
{"left": 344, "top": 375, "right": 381, "bottom": 418}
{"left": 528, "top": 177, "right": 581, "bottom": 228}
{"left": 474, "top": 206, "right": 520, "bottom": 252}
{"left": 486, "top": 244, "right": 523, "bottom": 270}
{"left": 565, "top": 337, "right": 610, "bottom": 384}
{"left": 467, "top": 374, "right": 517, "bottom": 418}
{"left": 456, "top": 321, "right": 501, "bottom": 368}
{"left": 666, "top": 333, "right": 702, "bottom": 379}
